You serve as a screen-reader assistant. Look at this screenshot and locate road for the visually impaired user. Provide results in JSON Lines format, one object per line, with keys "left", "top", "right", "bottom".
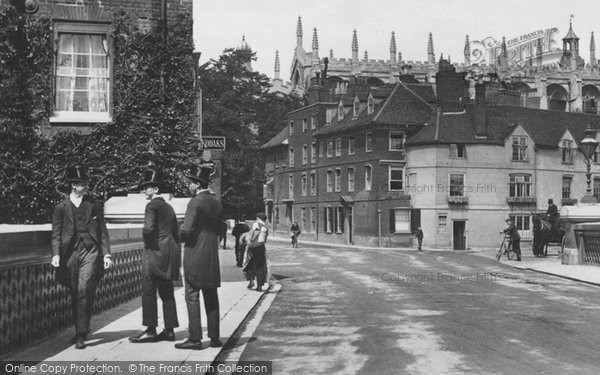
{"left": 226, "top": 240, "right": 600, "bottom": 374}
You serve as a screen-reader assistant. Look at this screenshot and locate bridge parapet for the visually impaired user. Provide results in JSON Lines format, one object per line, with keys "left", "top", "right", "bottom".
{"left": 0, "top": 225, "right": 146, "bottom": 357}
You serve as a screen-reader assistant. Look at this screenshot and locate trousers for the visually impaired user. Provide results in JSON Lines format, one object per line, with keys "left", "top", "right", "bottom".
{"left": 142, "top": 273, "right": 179, "bottom": 329}
{"left": 66, "top": 240, "right": 101, "bottom": 334}
{"left": 184, "top": 283, "right": 219, "bottom": 341}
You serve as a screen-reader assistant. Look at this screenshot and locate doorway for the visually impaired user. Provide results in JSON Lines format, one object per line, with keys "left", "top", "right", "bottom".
{"left": 453, "top": 220, "right": 466, "bottom": 250}
{"left": 345, "top": 207, "right": 353, "bottom": 245}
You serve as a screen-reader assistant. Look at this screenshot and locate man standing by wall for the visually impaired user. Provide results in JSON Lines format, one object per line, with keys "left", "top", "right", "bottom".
{"left": 130, "top": 169, "right": 181, "bottom": 343}
{"left": 413, "top": 226, "right": 424, "bottom": 251}
{"left": 175, "top": 163, "right": 223, "bottom": 350}
{"left": 51, "top": 165, "right": 112, "bottom": 349}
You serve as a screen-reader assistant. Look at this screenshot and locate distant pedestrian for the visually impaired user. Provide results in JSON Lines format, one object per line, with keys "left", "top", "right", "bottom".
{"left": 50, "top": 165, "right": 112, "bottom": 349}
{"left": 218, "top": 220, "right": 228, "bottom": 249}
{"left": 232, "top": 219, "right": 250, "bottom": 267}
{"left": 242, "top": 212, "right": 269, "bottom": 291}
{"left": 176, "top": 163, "right": 223, "bottom": 350}
{"left": 413, "top": 226, "right": 424, "bottom": 251}
{"left": 290, "top": 221, "right": 301, "bottom": 248}
{"left": 130, "top": 169, "right": 181, "bottom": 344}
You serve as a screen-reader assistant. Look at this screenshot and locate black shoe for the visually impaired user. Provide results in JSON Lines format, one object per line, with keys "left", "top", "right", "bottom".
{"left": 516, "top": 258, "right": 522, "bottom": 261}
{"left": 210, "top": 338, "right": 223, "bottom": 348}
{"left": 75, "top": 334, "right": 86, "bottom": 349}
{"left": 157, "top": 329, "right": 175, "bottom": 342}
{"left": 247, "top": 281, "right": 254, "bottom": 289}
{"left": 256, "top": 286, "right": 262, "bottom": 292}
{"left": 129, "top": 329, "right": 158, "bottom": 343}
{"left": 70, "top": 334, "right": 78, "bottom": 344}
{"left": 174, "top": 339, "right": 203, "bottom": 350}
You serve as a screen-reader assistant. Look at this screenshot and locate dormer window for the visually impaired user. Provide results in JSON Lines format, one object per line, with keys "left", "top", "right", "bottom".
{"left": 562, "top": 139, "right": 574, "bottom": 164}
{"left": 338, "top": 102, "right": 345, "bottom": 121}
{"left": 511, "top": 136, "right": 527, "bottom": 161}
{"left": 353, "top": 97, "right": 360, "bottom": 117}
{"left": 367, "top": 95, "right": 375, "bottom": 115}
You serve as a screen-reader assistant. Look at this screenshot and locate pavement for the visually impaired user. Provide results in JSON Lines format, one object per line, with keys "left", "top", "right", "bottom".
{"left": 3, "top": 234, "right": 599, "bottom": 372}
{"left": 1, "top": 242, "right": 279, "bottom": 374}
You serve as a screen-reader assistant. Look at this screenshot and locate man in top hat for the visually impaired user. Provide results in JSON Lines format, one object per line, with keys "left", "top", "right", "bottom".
{"left": 175, "top": 163, "right": 223, "bottom": 350}
{"left": 502, "top": 218, "right": 522, "bottom": 261}
{"left": 51, "top": 165, "right": 112, "bottom": 349}
{"left": 130, "top": 169, "right": 181, "bottom": 343}
{"left": 546, "top": 198, "right": 559, "bottom": 228}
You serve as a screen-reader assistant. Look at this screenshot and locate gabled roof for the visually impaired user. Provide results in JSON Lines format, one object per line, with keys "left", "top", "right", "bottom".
{"left": 260, "top": 125, "right": 289, "bottom": 149}
{"left": 407, "top": 105, "right": 600, "bottom": 147}
{"left": 314, "top": 82, "right": 435, "bottom": 137}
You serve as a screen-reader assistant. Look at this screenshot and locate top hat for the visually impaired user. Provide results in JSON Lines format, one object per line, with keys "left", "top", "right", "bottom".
{"left": 65, "top": 165, "right": 89, "bottom": 183}
{"left": 188, "top": 163, "right": 214, "bottom": 185}
{"left": 139, "top": 169, "right": 163, "bottom": 190}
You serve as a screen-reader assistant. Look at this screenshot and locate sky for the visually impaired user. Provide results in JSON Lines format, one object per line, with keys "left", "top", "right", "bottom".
{"left": 193, "top": 0, "right": 600, "bottom": 80}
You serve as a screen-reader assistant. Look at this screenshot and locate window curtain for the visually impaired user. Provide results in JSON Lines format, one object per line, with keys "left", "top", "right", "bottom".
{"left": 56, "top": 33, "right": 108, "bottom": 112}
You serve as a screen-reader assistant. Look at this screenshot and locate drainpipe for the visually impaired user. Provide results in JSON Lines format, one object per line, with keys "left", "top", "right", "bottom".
{"left": 377, "top": 209, "right": 382, "bottom": 247}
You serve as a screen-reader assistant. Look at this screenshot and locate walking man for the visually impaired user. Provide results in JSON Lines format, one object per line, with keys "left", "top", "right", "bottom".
{"left": 175, "top": 163, "right": 223, "bottom": 350}
{"left": 413, "top": 226, "right": 424, "bottom": 251}
{"left": 51, "top": 165, "right": 112, "bottom": 349}
{"left": 130, "top": 169, "right": 181, "bottom": 343}
{"left": 290, "top": 221, "right": 301, "bottom": 248}
{"left": 232, "top": 219, "right": 250, "bottom": 267}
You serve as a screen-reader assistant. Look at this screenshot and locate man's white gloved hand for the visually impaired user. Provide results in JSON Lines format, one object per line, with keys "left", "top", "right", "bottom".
{"left": 103, "top": 255, "right": 113, "bottom": 270}
{"left": 51, "top": 255, "right": 60, "bottom": 268}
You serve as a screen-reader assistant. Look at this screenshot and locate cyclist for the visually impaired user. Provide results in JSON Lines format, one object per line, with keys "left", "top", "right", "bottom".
{"left": 502, "top": 218, "right": 521, "bottom": 261}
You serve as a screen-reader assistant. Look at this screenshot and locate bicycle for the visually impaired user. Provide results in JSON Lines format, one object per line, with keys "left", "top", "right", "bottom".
{"left": 496, "top": 233, "right": 517, "bottom": 261}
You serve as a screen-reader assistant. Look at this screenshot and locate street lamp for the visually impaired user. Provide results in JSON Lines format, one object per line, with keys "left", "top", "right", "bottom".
{"left": 579, "top": 125, "right": 599, "bottom": 203}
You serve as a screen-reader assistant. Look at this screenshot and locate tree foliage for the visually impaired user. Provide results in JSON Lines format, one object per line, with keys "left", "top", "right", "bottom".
{"left": 199, "top": 49, "right": 304, "bottom": 218}
{"left": 0, "top": 4, "right": 303, "bottom": 224}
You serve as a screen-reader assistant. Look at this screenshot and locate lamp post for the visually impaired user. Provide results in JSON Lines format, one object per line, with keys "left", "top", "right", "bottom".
{"left": 579, "top": 125, "right": 599, "bottom": 204}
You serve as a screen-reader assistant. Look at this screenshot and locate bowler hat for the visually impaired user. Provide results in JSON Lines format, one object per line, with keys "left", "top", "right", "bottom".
{"left": 65, "top": 165, "right": 88, "bottom": 182}
{"left": 548, "top": 199, "right": 553, "bottom": 204}
{"left": 139, "top": 169, "right": 163, "bottom": 190}
{"left": 188, "top": 163, "right": 214, "bottom": 185}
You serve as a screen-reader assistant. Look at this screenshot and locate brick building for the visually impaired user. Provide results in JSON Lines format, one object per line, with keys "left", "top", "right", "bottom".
{"left": 262, "top": 74, "right": 436, "bottom": 247}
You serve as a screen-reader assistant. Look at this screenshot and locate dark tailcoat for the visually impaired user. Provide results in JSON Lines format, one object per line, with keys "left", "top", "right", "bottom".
{"left": 140, "top": 196, "right": 181, "bottom": 329}
{"left": 180, "top": 190, "right": 223, "bottom": 340}
{"left": 180, "top": 190, "right": 223, "bottom": 289}
{"left": 142, "top": 197, "right": 181, "bottom": 281}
